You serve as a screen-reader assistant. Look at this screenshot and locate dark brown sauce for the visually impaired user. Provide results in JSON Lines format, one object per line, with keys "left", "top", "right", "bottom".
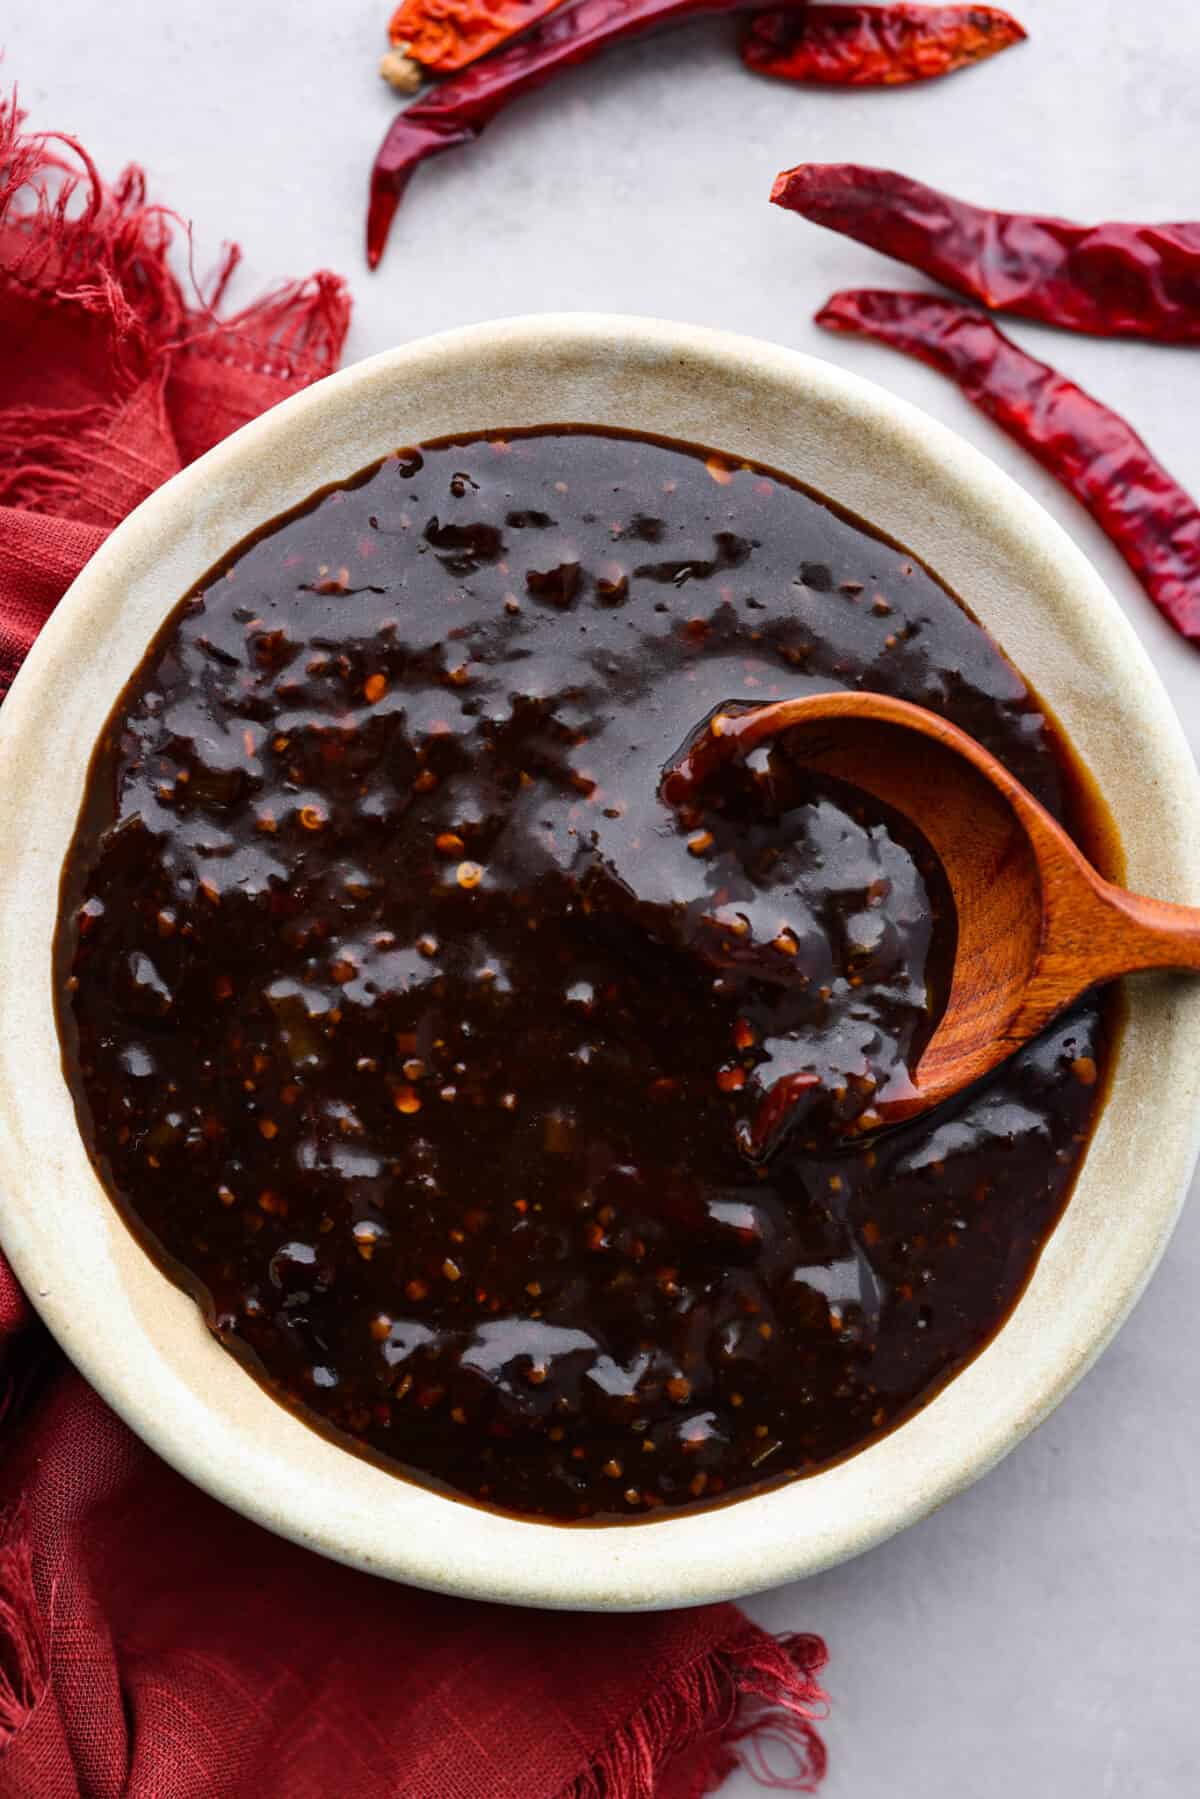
{"left": 56, "top": 426, "right": 1116, "bottom": 1523}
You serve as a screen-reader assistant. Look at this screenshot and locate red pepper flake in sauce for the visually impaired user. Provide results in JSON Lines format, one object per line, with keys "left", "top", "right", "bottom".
{"left": 58, "top": 425, "right": 1112, "bottom": 1523}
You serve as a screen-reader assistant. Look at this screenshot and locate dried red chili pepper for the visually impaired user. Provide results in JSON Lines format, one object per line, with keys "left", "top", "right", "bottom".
{"left": 744, "top": 4, "right": 1025, "bottom": 84}
{"left": 385, "top": 0, "right": 565, "bottom": 81}
{"left": 775, "top": 164, "right": 1200, "bottom": 342}
{"left": 815, "top": 289, "right": 1200, "bottom": 646}
{"left": 368, "top": 0, "right": 816, "bottom": 268}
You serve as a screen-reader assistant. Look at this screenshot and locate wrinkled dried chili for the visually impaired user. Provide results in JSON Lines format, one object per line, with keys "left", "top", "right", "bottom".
{"left": 368, "top": 0, "right": 818, "bottom": 266}
{"left": 385, "top": 0, "right": 565, "bottom": 82}
{"left": 775, "top": 164, "right": 1200, "bottom": 341}
{"left": 744, "top": 4, "right": 1024, "bottom": 84}
{"left": 816, "top": 289, "right": 1200, "bottom": 646}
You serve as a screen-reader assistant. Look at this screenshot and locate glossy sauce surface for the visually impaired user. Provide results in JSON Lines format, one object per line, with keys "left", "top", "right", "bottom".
{"left": 58, "top": 428, "right": 1110, "bottom": 1521}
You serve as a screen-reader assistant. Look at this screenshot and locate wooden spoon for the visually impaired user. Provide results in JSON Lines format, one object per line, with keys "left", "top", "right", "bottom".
{"left": 664, "top": 689, "right": 1200, "bottom": 1127}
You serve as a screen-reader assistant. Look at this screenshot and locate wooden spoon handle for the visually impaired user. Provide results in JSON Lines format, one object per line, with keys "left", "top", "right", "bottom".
{"left": 1015, "top": 848, "right": 1200, "bottom": 1046}
{"left": 1091, "top": 883, "right": 1200, "bottom": 978}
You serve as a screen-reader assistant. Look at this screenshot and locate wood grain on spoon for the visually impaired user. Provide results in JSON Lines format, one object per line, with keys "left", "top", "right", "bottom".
{"left": 665, "top": 690, "right": 1200, "bottom": 1126}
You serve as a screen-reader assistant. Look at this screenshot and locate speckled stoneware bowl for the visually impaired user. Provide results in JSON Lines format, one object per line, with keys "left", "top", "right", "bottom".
{"left": 1, "top": 314, "right": 1198, "bottom": 1611}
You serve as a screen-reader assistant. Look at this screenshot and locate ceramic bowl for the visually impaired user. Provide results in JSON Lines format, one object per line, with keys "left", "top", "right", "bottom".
{"left": 1, "top": 314, "right": 1198, "bottom": 1611}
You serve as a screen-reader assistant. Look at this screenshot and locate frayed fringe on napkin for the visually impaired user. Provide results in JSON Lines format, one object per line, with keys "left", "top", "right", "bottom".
{"left": 0, "top": 89, "right": 351, "bottom": 692}
{"left": 572, "top": 1628, "right": 828, "bottom": 1798}
{"left": 0, "top": 1517, "right": 44, "bottom": 1749}
{"left": 0, "top": 89, "right": 351, "bottom": 520}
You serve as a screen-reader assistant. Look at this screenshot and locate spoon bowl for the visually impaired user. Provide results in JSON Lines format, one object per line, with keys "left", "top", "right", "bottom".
{"left": 667, "top": 690, "right": 1200, "bottom": 1124}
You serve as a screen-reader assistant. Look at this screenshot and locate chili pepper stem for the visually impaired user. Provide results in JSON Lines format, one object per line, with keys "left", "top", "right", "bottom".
{"left": 380, "top": 48, "right": 425, "bottom": 94}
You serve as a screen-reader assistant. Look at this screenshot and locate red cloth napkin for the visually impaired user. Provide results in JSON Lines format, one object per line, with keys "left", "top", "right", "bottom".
{"left": 0, "top": 94, "right": 828, "bottom": 1799}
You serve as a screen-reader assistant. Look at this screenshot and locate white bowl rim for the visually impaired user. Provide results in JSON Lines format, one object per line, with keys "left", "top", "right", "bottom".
{"left": 1, "top": 311, "right": 1198, "bottom": 1611}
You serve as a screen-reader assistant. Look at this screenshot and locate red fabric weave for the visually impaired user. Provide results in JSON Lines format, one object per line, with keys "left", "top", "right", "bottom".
{"left": 0, "top": 94, "right": 828, "bottom": 1799}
